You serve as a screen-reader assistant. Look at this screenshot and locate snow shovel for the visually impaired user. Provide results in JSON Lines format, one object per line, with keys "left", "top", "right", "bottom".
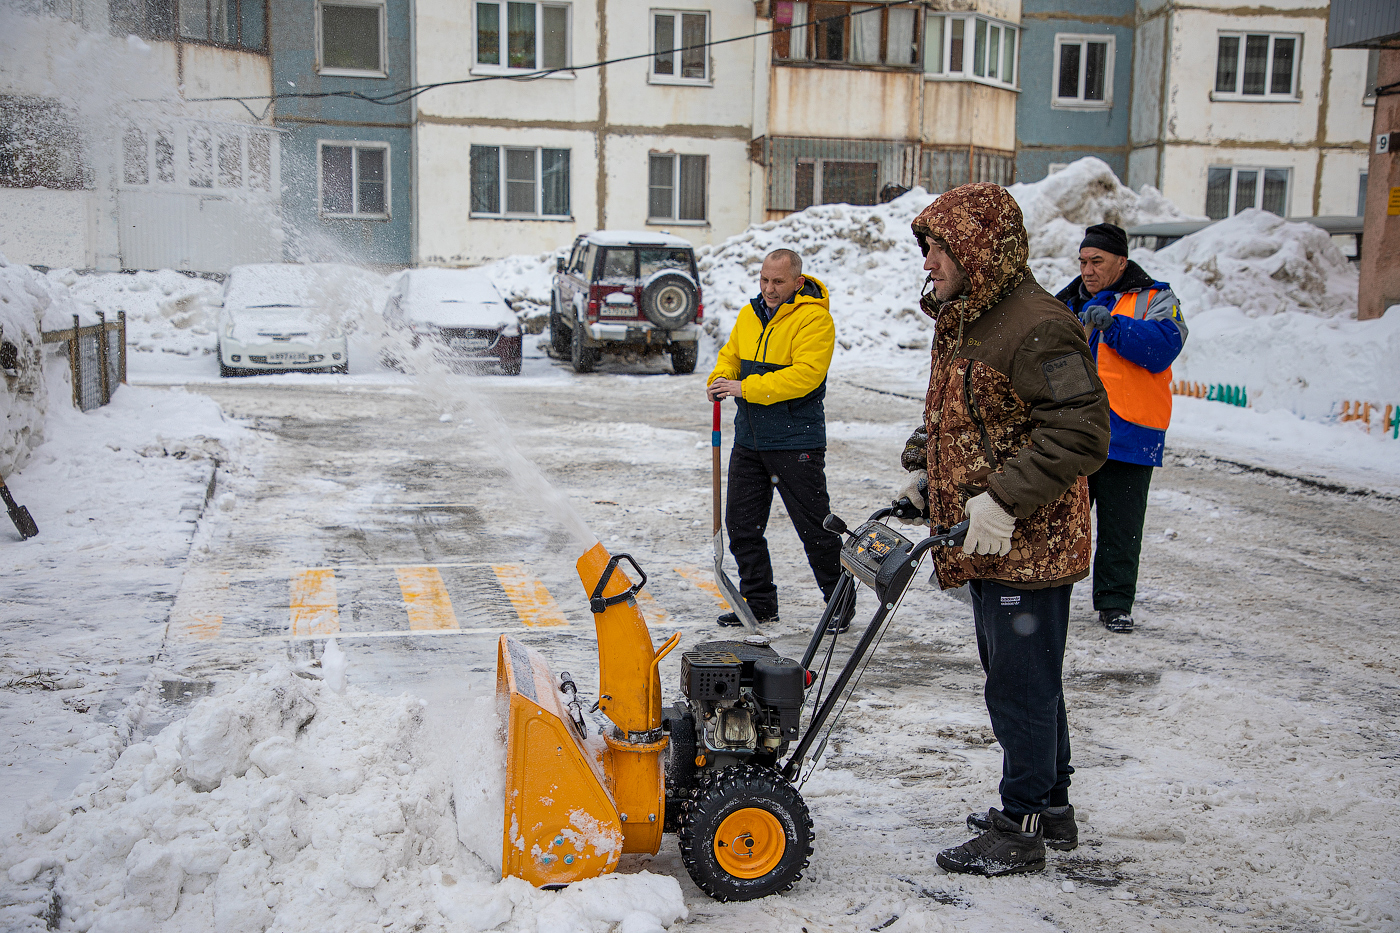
{"left": 712, "top": 399, "right": 758, "bottom": 632}
{"left": 1, "top": 474, "right": 37, "bottom": 540}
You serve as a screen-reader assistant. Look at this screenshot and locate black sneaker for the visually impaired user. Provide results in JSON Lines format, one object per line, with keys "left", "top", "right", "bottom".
{"left": 716, "top": 611, "right": 778, "bottom": 628}
{"left": 936, "top": 808, "right": 1046, "bottom": 877}
{"left": 968, "top": 805, "right": 1077, "bottom": 851}
{"left": 826, "top": 595, "right": 857, "bottom": 634}
{"left": 1100, "top": 609, "right": 1134, "bottom": 634}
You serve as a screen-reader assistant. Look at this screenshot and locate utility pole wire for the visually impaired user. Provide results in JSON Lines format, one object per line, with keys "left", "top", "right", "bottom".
{"left": 182, "top": 3, "right": 919, "bottom": 107}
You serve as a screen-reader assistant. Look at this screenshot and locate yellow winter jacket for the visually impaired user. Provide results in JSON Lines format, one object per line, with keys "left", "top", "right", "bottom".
{"left": 707, "top": 275, "right": 835, "bottom": 450}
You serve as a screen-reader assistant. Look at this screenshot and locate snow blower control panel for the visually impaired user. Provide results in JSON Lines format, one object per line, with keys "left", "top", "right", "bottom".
{"left": 839, "top": 520, "right": 918, "bottom": 601}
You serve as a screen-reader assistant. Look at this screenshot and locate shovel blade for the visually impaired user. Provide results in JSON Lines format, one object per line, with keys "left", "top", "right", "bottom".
{"left": 9, "top": 505, "right": 37, "bottom": 540}
{"left": 712, "top": 530, "right": 758, "bottom": 632}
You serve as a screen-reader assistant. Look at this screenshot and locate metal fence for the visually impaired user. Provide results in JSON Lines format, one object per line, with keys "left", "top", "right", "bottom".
{"left": 42, "top": 312, "right": 127, "bottom": 411}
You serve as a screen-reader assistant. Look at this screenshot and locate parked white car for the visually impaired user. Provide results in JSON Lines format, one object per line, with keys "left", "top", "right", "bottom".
{"left": 217, "top": 264, "right": 353, "bottom": 377}
{"left": 383, "top": 268, "right": 522, "bottom": 375}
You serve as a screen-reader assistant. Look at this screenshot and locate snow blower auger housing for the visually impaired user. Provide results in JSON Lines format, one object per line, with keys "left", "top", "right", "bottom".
{"left": 497, "top": 507, "right": 967, "bottom": 902}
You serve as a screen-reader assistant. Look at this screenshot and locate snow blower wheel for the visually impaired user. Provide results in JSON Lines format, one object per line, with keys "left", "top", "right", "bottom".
{"left": 677, "top": 764, "right": 813, "bottom": 902}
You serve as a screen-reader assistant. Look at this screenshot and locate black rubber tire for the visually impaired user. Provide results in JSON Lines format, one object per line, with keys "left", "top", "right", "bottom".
{"left": 570, "top": 314, "right": 597, "bottom": 373}
{"left": 549, "top": 295, "right": 571, "bottom": 356}
{"left": 641, "top": 273, "right": 698, "bottom": 330}
{"left": 669, "top": 342, "right": 698, "bottom": 375}
{"left": 677, "top": 764, "right": 813, "bottom": 902}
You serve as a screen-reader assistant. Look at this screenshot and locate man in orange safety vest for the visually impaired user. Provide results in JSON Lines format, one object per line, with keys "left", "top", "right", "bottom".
{"left": 1055, "top": 223, "right": 1188, "bottom": 635}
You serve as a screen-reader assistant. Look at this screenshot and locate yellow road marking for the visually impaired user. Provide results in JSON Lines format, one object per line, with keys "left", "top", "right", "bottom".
{"left": 396, "top": 566, "right": 460, "bottom": 631}
{"left": 170, "top": 570, "right": 229, "bottom": 641}
{"left": 290, "top": 568, "right": 339, "bottom": 636}
{"left": 491, "top": 564, "right": 568, "bottom": 627}
{"left": 635, "top": 589, "right": 671, "bottom": 626}
{"left": 673, "top": 566, "right": 728, "bottom": 606}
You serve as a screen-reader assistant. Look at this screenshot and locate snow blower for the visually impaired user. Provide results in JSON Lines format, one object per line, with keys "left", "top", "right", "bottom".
{"left": 496, "top": 501, "right": 967, "bottom": 902}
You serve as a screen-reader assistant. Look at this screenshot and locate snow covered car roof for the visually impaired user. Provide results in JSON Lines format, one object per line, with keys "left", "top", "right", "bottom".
{"left": 580, "top": 230, "right": 695, "bottom": 249}
{"left": 394, "top": 268, "right": 513, "bottom": 329}
{"left": 223, "top": 263, "right": 381, "bottom": 310}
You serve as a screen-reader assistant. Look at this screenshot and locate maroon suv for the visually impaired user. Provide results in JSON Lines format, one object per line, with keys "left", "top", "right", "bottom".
{"left": 550, "top": 231, "right": 702, "bottom": 374}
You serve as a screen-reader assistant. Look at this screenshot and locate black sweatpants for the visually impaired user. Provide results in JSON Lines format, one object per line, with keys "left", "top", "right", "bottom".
{"left": 968, "top": 579, "right": 1074, "bottom": 817}
{"left": 1087, "top": 458, "right": 1155, "bottom": 614}
{"left": 725, "top": 444, "right": 842, "bottom": 619}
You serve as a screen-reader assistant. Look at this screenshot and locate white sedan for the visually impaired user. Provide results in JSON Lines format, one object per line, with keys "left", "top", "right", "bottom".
{"left": 384, "top": 268, "right": 522, "bottom": 375}
{"left": 217, "top": 264, "right": 353, "bottom": 377}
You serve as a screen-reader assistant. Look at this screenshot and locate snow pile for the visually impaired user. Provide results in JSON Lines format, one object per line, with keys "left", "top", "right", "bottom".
{"left": 694, "top": 157, "right": 1197, "bottom": 362}
{"left": 1142, "top": 209, "right": 1358, "bottom": 319}
{"left": 4, "top": 670, "right": 687, "bottom": 933}
{"left": 49, "top": 269, "right": 223, "bottom": 360}
{"left": 0, "top": 254, "right": 80, "bottom": 473}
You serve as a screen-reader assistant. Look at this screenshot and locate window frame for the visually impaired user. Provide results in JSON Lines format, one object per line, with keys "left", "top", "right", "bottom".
{"left": 117, "top": 120, "right": 278, "bottom": 196}
{"left": 473, "top": 0, "right": 574, "bottom": 77}
{"left": 773, "top": 1, "right": 922, "bottom": 70}
{"left": 469, "top": 144, "right": 573, "bottom": 220}
{"left": 1211, "top": 31, "right": 1301, "bottom": 101}
{"left": 647, "top": 152, "right": 709, "bottom": 224}
{"left": 316, "top": 0, "right": 388, "bottom": 78}
{"left": 650, "top": 8, "right": 711, "bottom": 86}
{"left": 317, "top": 139, "right": 391, "bottom": 220}
{"left": 792, "top": 157, "right": 881, "bottom": 210}
{"left": 1204, "top": 164, "right": 1291, "bottom": 220}
{"left": 922, "top": 12, "right": 1018, "bottom": 90}
{"left": 1051, "top": 33, "right": 1113, "bottom": 109}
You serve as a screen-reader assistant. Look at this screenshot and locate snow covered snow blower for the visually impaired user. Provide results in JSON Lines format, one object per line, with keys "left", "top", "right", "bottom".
{"left": 496, "top": 505, "right": 967, "bottom": 902}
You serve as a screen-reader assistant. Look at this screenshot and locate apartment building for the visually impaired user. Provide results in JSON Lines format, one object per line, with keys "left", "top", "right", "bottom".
{"left": 0, "top": 0, "right": 278, "bottom": 272}
{"left": 1129, "top": 0, "right": 1373, "bottom": 219}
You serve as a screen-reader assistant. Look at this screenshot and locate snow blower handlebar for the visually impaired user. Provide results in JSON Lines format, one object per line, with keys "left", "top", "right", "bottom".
{"left": 782, "top": 512, "right": 968, "bottom": 782}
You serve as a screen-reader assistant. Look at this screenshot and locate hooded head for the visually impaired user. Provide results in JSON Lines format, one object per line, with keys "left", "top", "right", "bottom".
{"left": 911, "top": 183, "right": 1030, "bottom": 321}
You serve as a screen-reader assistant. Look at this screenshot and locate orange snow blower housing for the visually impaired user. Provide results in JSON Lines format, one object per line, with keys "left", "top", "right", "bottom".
{"left": 496, "top": 544, "right": 679, "bottom": 886}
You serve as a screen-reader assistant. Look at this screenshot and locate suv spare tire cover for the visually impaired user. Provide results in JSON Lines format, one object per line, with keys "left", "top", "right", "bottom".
{"left": 641, "top": 271, "right": 698, "bottom": 330}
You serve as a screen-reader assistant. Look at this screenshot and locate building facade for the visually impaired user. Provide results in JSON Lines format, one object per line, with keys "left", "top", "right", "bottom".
{"left": 269, "top": 0, "right": 413, "bottom": 266}
{"left": 1129, "top": 0, "right": 1374, "bottom": 219}
{"left": 1014, "top": 0, "right": 1135, "bottom": 182}
{"left": 1, "top": 0, "right": 278, "bottom": 272}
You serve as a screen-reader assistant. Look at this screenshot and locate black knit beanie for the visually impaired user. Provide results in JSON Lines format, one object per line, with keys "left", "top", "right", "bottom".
{"left": 1080, "top": 223, "right": 1129, "bottom": 257}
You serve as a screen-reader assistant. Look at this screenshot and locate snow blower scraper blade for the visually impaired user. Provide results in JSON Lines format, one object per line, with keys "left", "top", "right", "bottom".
{"left": 1, "top": 476, "right": 37, "bottom": 540}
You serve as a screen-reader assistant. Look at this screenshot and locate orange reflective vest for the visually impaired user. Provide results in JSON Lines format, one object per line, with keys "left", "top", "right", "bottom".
{"left": 1096, "top": 289, "right": 1173, "bottom": 431}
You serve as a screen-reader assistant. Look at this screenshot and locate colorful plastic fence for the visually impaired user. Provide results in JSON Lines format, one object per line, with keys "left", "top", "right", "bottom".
{"left": 1342, "top": 401, "right": 1400, "bottom": 439}
{"left": 1171, "top": 381, "right": 1248, "bottom": 407}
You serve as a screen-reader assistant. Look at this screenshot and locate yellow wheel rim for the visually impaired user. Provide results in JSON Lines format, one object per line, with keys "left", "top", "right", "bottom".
{"left": 713, "top": 807, "right": 786, "bottom": 879}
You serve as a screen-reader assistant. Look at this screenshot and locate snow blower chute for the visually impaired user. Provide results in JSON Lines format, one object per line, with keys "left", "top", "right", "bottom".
{"left": 497, "top": 503, "right": 968, "bottom": 901}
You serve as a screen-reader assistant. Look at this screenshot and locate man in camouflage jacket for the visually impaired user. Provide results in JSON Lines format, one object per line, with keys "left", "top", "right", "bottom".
{"left": 896, "top": 183, "right": 1110, "bottom": 876}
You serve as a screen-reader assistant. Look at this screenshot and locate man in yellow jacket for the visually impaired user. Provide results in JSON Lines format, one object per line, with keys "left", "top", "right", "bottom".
{"left": 707, "top": 249, "right": 850, "bottom": 630}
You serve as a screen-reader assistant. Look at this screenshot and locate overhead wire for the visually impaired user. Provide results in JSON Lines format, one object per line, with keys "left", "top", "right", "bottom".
{"left": 182, "top": 3, "right": 921, "bottom": 108}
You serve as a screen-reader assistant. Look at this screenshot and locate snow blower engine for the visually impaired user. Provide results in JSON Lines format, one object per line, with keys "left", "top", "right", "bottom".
{"left": 494, "top": 500, "right": 967, "bottom": 902}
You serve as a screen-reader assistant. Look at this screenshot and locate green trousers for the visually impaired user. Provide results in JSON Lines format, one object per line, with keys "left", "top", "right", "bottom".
{"left": 1087, "top": 458, "right": 1155, "bottom": 614}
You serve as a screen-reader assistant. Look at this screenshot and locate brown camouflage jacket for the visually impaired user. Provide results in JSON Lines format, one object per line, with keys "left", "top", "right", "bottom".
{"left": 907, "top": 184, "right": 1110, "bottom": 590}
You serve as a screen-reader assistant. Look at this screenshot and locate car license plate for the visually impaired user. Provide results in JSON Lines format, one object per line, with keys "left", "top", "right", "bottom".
{"left": 267, "top": 352, "right": 309, "bottom": 362}
{"left": 452, "top": 337, "right": 491, "bottom": 351}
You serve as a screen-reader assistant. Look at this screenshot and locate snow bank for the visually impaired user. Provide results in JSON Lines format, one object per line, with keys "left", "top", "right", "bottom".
{"left": 0, "top": 254, "right": 85, "bottom": 473}
{"left": 48, "top": 268, "right": 224, "bottom": 361}
{"left": 4, "top": 670, "right": 686, "bottom": 933}
{"left": 1141, "top": 209, "right": 1358, "bottom": 319}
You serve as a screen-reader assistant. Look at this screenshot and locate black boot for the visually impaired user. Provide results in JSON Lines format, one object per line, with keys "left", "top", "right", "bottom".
{"left": 1100, "top": 609, "right": 1134, "bottom": 633}
{"left": 716, "top": 611, "right": 778, "bottom": 627}
{"left": 936, "top": 808, "right": 1046, "bottom": 876}
{"left": 968, "top": 804, "right": 1077, "bottom": 851}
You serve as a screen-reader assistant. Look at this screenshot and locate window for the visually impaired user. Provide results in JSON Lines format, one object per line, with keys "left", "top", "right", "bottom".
{"left": 923, "top": 13, "right": 1016, "bottom": 88}
{"left": 1213, "top": 33, "right": 1298, "bottom": 99}
{"left": 773, "top": 1, "right": 918, "bottom": 68}
{"left": 1205, "top": 166, "right": 1289, "bottom": 219}
{"left": 470, "top": 145, "right": 570, "bottom": 218}
{"left": 109, "top": 0, "right": 266, "bottom": 49}
{"left": 794, "top": 159, "right": 878, "bottom": 209}
{"left": 319, "top": 1, "right": 385, "bottom": 74}
{"left": 120, "top": 120, "right": 276, "bottom": 193}
{"left": 476, "top": 1, "right": 569, "bottom": 72}
{"left": 0, "top": 98, "right": 86, "bottom": 190}
{"left": 648, "top": 153, "right": 707, "bottom": 222}
{"left": 1053, "top": 34, "right": 1112, "bottom": 107}
{"left": 320, "top": 141, "right": 389, "bottom": 218}
{"left": 652, "top": 10, "right": 708, "bottom": 84}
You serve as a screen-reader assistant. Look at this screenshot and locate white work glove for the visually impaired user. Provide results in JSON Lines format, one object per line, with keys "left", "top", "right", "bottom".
{"left": 962, "top": 492, "right": 1016, "bottom": 557}
{"left": 894, "top": 470, "right": 929, "bottom": 525}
